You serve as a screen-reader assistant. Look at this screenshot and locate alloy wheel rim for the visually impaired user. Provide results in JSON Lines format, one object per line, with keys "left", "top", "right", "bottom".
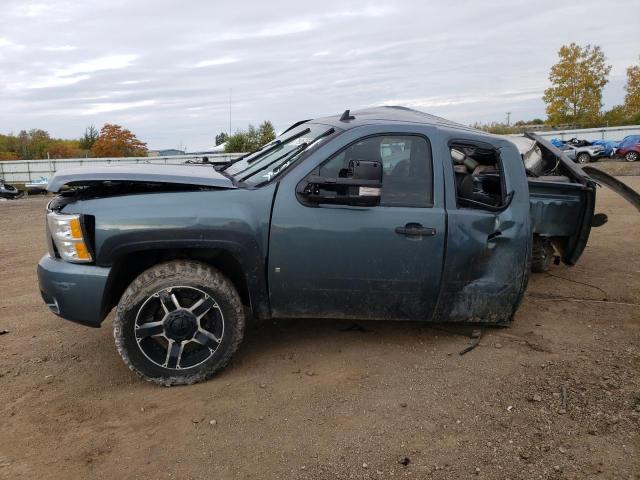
{"left": 134, "top": 286, "right": 224, "bottom": 370}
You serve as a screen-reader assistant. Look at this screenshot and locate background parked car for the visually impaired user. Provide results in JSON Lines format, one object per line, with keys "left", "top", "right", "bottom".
{"left": 615, "top": 135, "right": 640, "bottom": 162}
{"left": 560, "top": 141, "right": 607, "bottom": 164}
{"left": 0, "top": 179, "right": 21, "bottom": 199}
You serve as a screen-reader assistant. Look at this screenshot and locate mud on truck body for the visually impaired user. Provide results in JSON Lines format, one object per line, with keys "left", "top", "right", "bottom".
{"left": 37, "top": 107, "right": 639, "bottom": 385}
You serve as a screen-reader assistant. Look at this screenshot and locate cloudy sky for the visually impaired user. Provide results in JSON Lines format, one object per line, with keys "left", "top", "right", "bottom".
{"left": 1, "top": 0, "right": 639, "bottom": 151}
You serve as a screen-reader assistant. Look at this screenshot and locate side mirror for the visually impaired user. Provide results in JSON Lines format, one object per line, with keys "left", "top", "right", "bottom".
{"left": 298, "top": 159, "right": 382, "bottom": 206}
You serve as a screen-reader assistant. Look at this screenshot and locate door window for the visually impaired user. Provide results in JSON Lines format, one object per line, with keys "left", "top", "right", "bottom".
{"left": 318, "top": 135, "right": 433, "bottom": 207}
{"left": 449, "top": 142, "right": 506, "bottom": 210}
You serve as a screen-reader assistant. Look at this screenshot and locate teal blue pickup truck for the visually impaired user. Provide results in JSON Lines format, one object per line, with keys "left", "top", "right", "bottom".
{"left": 38, "top": 107, "right": 635, "bottom": 386}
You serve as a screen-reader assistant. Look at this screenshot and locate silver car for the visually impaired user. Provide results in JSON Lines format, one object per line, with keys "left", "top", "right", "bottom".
{"left": 560, "top": 143, "right": 606, "bottom": 164}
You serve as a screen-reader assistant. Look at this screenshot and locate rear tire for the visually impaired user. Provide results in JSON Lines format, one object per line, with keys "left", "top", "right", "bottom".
{"left": 625, "top": 151, "right": 638, "bottom": 162}
{"left": 113, "top": 260, "right": 245, "bottom": 386}
{"left": 531, "top": 237, "right": 554, "bottom": 273}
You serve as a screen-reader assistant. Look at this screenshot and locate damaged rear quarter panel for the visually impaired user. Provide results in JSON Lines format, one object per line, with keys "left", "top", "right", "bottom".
{"left": 433, "top": 135, "right": 531, "bottom": 324}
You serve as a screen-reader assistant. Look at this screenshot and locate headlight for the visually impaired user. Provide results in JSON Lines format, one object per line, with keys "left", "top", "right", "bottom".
{"left": 46, "top": 213, "right": 93, "bottom": 263}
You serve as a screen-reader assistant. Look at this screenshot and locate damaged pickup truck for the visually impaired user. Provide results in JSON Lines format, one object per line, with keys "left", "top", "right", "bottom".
{"left": 37, "top": 106, "right": 637, "bottom": 385}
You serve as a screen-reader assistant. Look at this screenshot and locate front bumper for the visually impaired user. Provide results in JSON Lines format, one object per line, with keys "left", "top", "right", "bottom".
{"left": 37, "top": 255, "right": 111, "bottom": 327}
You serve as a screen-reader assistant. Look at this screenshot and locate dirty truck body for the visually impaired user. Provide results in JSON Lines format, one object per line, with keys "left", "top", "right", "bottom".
{"left": 37, "top": 107, "right": 601, "bottom": 385}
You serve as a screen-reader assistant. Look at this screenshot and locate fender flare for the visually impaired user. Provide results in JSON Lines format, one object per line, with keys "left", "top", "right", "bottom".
{"left": 101, "top": 237, "right": 271, "bottom": 321}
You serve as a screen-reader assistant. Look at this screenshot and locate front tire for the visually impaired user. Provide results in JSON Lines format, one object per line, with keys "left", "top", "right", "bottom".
{"left": 625, "top": 151, "right": 638, "bottom": 162}
{"left": 576, "top": 152, "right": 591, "bottom": 164}
{"left": 113, "top": 260, "right": 245, "bottom": 386}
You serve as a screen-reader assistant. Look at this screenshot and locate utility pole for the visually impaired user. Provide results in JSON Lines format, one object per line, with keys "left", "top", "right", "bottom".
{"left": 229, "top": 88, "right": 232, "bottom": 137}
{"left": 506, "top": 112, "right": 511, "bottom": 126}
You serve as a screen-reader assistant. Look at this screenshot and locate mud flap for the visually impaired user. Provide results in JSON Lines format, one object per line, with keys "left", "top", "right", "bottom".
{"left": 582, "top": 166, "right": 640, "bottom": 213}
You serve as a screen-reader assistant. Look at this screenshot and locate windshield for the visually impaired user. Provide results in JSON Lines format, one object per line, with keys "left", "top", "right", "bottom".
{"left": 620, "top": 135, "right": 640, "bottom": 146}
{"left": 224, "top": 123, "right": 336, "bottom": 187}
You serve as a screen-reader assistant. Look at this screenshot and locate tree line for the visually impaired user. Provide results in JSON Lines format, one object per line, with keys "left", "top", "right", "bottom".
{"left": 0, "top": 124, "right": 147, "bottom": 160}
{"left": 215, "top": 120, "right": 276, "bottom": 153}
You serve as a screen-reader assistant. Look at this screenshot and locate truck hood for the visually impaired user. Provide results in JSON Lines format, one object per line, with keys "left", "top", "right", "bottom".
{"left": 47, "top": 163, "right": 236, "bottom": 192}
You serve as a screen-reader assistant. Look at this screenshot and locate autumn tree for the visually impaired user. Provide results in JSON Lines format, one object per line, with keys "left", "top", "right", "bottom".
{"left": 0, "top": 134, "right": 18, "bottom": 160}
{"left": 13, "top": 129, "right": 52, "bottom": 159}
{"left": 543, "top": 43, "right": 611, "bottom": 126}
{"left": 624, "top": 56, "right": 640, "bottom": 117}
{"left": 48, "top": 142, "right": 76, "bottom": 159}
{"left": 90, "top": 124, "right": 147, "bottom": 157}
{"left": 0, "top": 151, "right": 19, "bottom": 161}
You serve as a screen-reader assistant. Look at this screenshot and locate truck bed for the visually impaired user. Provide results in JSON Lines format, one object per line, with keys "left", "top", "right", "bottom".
{"left": 528, "top": 176, "right": 589, "bottom": 237}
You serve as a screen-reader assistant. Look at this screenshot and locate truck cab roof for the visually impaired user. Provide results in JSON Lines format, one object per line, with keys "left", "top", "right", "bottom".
{"left": 305, "top": 106, "right": 482, "bottom": 135}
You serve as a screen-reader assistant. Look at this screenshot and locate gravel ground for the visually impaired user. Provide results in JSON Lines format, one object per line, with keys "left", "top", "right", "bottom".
{"left": 0, "top": 179, "right": 638, "bottom": 480}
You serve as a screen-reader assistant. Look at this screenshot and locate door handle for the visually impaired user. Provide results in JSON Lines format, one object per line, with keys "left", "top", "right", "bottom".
{"left": 395, "top": 223, "right": 436, "bottom": 237}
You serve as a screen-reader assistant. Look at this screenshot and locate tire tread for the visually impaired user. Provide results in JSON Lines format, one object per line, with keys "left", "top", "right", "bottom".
{"left": 113, "top": 260, "right": 245, "bottom": 386}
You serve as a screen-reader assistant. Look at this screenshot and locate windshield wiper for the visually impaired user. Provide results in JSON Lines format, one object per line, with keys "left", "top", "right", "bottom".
{"left": 242, "top": 128, "right": 335, "bottom": 185}
{"left": 239, "top": 142, "right": 309, "bottom": 183}
{"left": 221, "top": 128, "right": 311, "bottom": 171}
{"left": 219, "top": 142, "right": 274, "bottom": 171}
{"left": 244, "top": 128, "right": 311, "bottom": 166}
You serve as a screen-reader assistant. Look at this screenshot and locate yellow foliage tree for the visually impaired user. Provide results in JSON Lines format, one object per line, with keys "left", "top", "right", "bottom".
{"left": 543, "top": 43, "right": 611, "bottom": 127}
{"left": 624, "top": 56, "right": 640, "bottom": 117}
{"left": 90, "top": 124, "right": 147, "bottom": 158}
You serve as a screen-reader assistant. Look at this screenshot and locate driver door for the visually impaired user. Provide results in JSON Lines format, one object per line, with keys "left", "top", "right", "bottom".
{"left": 268, "top": 130, "right": 446, "bottom": 320}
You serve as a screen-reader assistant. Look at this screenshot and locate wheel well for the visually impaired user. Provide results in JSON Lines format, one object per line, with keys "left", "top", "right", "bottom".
{"left": 103, "top": 248, "right": 251, "bottom": 316}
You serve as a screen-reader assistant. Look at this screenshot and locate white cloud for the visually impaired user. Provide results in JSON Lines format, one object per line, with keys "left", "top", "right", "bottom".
{"left": 218, "top": 20, "right": 318, "bottom": 42}
{"left": 43, "top": 45, "right": 78, "bottom": 52}
{"left": 254, "top": 20, "right": 317, "bottom": 38}
{"left": 330, "top": 6, "right": 395, "bottom": 18}
{"left": 55, "top": 54, "right": 138, "bottom": 77}
{"left": 193, "top": 56, "right": 240, "bottom": 68}
{"left": 11, "top": 3, "right": 51, "bottom": 17}
{"left": 119, "top": 79, "right": 150, "bottom": 85}
{"left": 27, "top": 74, "right": 90, "bottom": 89}
{"left": 82, "top": 99, "right": 157, "bottom": 115}
{"left": 0, "top": 37, "right": 24, "bottom": 49}
{"left": 380, "top": 90, "right": 543, "bottom": 109}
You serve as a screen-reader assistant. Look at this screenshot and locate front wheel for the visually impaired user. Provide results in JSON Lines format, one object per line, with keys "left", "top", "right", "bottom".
{"left": 625, "top": 151, "right": 638, "bottom": 162}
{"left": 114, "top": 260, "right": 245, "bottom": 386}
{"left": 576, "top": 152, "right": 591, "bottom": 164}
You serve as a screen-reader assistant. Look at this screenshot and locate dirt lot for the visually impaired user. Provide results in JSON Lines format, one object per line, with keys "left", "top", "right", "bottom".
{"left": 584, "top": 159, "right": 640, "bottom": 177}
{"left": 1, "top": 178, "right": 639, "bottom": 480}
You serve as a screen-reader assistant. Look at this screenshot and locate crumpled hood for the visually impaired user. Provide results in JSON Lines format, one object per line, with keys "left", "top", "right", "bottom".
{"left": 46, "top": 163, "right": 236, "bottom": 192}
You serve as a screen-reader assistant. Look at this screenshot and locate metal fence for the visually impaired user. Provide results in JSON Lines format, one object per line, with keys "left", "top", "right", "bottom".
{"left": 531, "top": 125, "right": 640, "bottom": 142}
{"left": 0, "top": 153, "right": 240, "bottom": 183}
{"left": 3, "top": 125, "right": 640, "bottom": 183}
